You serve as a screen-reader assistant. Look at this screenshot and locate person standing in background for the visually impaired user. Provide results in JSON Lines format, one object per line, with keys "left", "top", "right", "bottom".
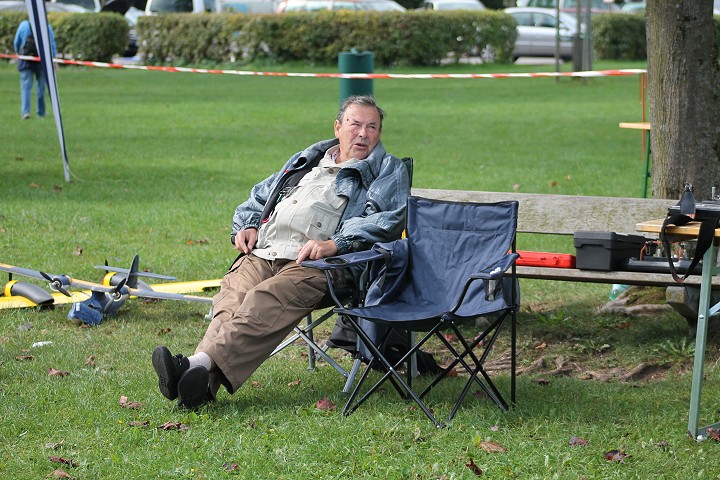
{"left": 13, "top": 19, "right": 57, "bottom": 120}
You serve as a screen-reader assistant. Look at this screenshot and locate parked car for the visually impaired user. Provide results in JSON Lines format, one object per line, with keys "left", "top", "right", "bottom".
{"left": 620, "top": 1, "right": 644, "bottom": 14}
{"left": 504, "top": 7, "right": 581, "bottom": 62}
{"left": 145, "top": 0, "right": 213, "bottom": 14}
{"left": 421, "top": 0, "right": 485, "bottom": 11}
{"left": 275, "top": 0, "right": 406, "bottom": 12}
{"left": 524, "top": 0, "right": 620, "bottom": 16}
{"left": 0, "top": 0, "right": 92, "bottom": 12}
{"left": 52, "top": 0, "right": 101, "bottom": 11}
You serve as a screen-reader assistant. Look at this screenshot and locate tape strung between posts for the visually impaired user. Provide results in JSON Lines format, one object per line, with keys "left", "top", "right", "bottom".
{"left": 0, "top": 53, "right": 647, "bottom": 80}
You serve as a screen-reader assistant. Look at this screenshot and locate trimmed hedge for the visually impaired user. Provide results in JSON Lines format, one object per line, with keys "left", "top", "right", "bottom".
{"left": 136, "top": 10, "right": 517, "bottom": 66}
{"left": 4, "top": 9, "right": 712, "bottom": 66}
{"left": 592, "top": 12, "right": 720, "bottom": 61}
{"left": 0, "top": 12, "right": 128, "bottom": 62}
{"left": 592, "top": 12, "right": 645, "bottom": 61}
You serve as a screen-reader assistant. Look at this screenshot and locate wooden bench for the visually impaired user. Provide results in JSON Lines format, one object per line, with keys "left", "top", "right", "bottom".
{"left": 413, "top": 188, "right": 720, "bottom": 288}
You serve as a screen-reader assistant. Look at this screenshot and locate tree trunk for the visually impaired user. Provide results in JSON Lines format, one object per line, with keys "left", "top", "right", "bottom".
{"left": 646, "top": 0, "right": 720, "bottom": 201}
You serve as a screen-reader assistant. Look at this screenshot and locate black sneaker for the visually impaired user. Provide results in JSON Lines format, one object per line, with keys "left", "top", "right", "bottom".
{"left": 177, "top": 366, "right": 211, "bottom": 410}
{"left": 152, "top": 346, "right": 190, "bottom": 401}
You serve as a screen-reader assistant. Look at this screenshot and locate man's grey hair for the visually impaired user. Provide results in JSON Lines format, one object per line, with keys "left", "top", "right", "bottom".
{"left": 336, "top": 95, "right": 385, "bottom": 129}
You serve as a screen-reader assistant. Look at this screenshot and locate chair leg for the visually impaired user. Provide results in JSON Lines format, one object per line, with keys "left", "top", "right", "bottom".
{"left": 342, "top": 357, "right": 363, "bottom": 394}
{"left": 306, "top": 314, "right": 316, "bottom": 371}
{"left": 343, "top": 316, "right": 444, "bottom": 428}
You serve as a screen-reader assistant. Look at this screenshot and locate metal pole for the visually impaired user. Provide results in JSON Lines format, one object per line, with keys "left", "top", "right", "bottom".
{"left": 554, "top": 0, "right": 560, "bottom": 78}
{"left": 583, "top": 0, "right": 592, "bottom": 71}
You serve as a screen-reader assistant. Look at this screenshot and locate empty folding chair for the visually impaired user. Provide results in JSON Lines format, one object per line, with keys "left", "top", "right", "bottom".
{"left": 304, "top": 196, "right": 519, "bottom": 427}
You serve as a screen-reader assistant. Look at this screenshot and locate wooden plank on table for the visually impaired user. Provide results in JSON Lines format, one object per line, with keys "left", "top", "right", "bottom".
{"left": 512, "top": 266, "right": 719, "bottom": 287}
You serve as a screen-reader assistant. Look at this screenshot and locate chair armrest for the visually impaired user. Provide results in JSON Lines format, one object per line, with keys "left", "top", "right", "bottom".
{"left": 302, "top": 249, "right": 386, "bottom": 270}
{"left": 469, "top": 253, "right": 519, "bottom": 280}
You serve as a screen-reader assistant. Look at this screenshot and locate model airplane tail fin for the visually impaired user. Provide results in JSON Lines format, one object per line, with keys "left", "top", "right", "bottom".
{"left": 127, "top": 255, "right": 140, "bottom": 289}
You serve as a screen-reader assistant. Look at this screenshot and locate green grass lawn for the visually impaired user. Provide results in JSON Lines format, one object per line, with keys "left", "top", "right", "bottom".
{"left": 2, "top": 59, "right": 719, "bottom": 478}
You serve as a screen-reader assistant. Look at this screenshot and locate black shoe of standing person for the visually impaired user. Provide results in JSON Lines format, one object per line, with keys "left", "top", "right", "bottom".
{"left": 177, "top": 366, "right": 211, "bottom": 410}
{"left": 152, "top": 346, "right": 190, "bottom": 401}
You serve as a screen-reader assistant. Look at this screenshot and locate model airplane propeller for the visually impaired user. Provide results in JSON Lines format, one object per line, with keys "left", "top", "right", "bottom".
{"left": 0, "top": 256, "right": 213, "bottom": 326}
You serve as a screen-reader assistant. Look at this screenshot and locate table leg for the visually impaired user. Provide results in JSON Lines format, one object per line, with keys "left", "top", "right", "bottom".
{"left": 641, "top": 130, "right": 651, "bottom": 198}
{"left": 688, "top": 241, "right": 717, "bottom": 439}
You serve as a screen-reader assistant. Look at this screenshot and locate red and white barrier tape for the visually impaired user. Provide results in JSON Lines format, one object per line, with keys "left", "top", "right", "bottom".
{"left": 1, "top": 53, "right": 647, "bottom": 79}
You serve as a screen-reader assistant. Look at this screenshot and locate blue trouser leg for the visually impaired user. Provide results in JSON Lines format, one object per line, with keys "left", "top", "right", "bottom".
{"left": 19, "top": 68, "right": 33, "bottom": 117}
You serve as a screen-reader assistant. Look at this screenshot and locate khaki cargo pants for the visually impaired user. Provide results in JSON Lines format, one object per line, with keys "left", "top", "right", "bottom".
{"left": 197, "top": 254, "right": 327, "bottom": 397}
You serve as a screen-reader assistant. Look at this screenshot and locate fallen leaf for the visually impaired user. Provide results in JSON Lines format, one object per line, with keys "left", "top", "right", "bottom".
{"left": 84, "top": 356, "right": 96, "bottom": 366}
{"left": 551, "top": 181, "right": 558, "bottom": 187}
{"left": 48, "top": 456, "right": 78, "bottom": 467}
{"left": 656, "top": 440, "right": 669, "bottom": 449}
{"left": 158, "top": 328, "right": 172, "bottom": 335}
{"left": 534, "top": 342, "right": 548, "bottom": 350}
{"left": 443, "top": 333, "right": 458, "bottom": 343}
{"left": 473, "top": 390, "right": 488, "bottom": 399}
{"left": 53, "top": 185, "right": 62, "bottom": 193}
{"left": 71, "top": 246, "right": 83, "bottom": 257}
{"left": 47, "top": 470, "right": 73, "bottom": 478}
{"left": 512, "top": 183, "right": 520, "bottom": 191}
{"left": 535, "top": 378, "right": 550, "bottom": 386}
{"left": 478, "top": 441, "right": 508, "bottom": 454}
{"left": 465, "top": 458, "right": 483, "bottom": 476}
{"left": 569, "top": 436, "right": 588, "bottom": 447}
{"left": 706, "top": 428, "right": 720, "bottom": 442}
{"left": 288, "top": 379, "right": 301, "bottom": 387}
{"left": 490, "top": 425, "right": 500, "bottom": 432}
{"left": 604, "top": 449, "right": 630, "bottom": 463}
{"left": 158, "top": 422, "right": 189, "bottom": 431}
{"left": 119, "top": 396, "right": 142, "bottom": 410}
{"left": 48, "top": 368, "right": 69, "bottom": 377}
{"left": 127, "top": 421, "right": 150, "bottom": 427}
{"left": 45, "top": 442, "right": 62, "bottom": 450}
{"left": 224, "top": 463, "right": 240, "bottom": 472}
{"left": 15, "top": 355, "right": 33, "bottom": 361}
{"left": 251, "top": 381, "right": 262, "bottom": 388}
{"left": 30, "top": 182, "right": 39, "bottom": 188}
{"left": 446, "top": 368, "right": 458, "bottom": 377}
{"left": 315, "top": 398, "right": 336, "bottom": 411}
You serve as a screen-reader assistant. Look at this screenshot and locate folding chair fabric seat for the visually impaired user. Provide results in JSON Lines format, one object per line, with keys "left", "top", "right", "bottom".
{"left": 306, "top": 196, "right": 519, "bottom": 427}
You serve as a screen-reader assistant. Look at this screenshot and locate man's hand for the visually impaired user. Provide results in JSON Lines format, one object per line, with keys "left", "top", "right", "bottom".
{"left": 297, "top": 239, "right": 338, "bottom": 265}
{"left": 234, "top": 228, "right": 257, "bottom": 254}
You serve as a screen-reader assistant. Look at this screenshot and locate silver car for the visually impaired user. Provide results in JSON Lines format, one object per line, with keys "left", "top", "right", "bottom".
{"left": 421, "top": 0, "right": 485, "bottom": 10}
{"left": 504, "top": 7, "right": 581, "bottom": 62}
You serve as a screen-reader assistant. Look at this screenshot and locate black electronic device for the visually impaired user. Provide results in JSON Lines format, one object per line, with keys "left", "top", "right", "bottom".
{"left": 624, "top": 256, "right": 702, "bottom": 275}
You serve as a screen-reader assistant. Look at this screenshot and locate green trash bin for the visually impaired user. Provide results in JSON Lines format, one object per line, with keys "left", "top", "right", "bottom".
{"left": 338, "top": 49, "right": 374, "bottom": 105}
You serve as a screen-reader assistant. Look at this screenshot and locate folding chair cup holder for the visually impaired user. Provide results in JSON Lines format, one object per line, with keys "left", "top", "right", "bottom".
{"left": 305, "top": 196, "right": 520, "bottom": 427}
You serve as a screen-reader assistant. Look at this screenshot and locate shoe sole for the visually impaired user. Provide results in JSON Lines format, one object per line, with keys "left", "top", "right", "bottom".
{"left": 177, "top": 366, "right": 210, "bottom": 410}
{"left": 152, "top": 346, "right": 178, "bottom": 400}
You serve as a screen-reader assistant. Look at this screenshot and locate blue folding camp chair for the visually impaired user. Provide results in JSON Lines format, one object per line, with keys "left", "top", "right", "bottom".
{"left": 304, "top": 196, "right": 519, "bottom": 427}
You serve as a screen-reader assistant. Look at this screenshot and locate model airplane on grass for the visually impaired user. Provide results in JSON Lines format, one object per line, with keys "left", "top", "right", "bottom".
{"left": 0, "top": 256, "right": 217, "bottom": 325}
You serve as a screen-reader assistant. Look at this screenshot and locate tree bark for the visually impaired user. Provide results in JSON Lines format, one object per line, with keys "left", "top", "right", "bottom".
{"left": 646, "top": 0, "right": 720, "bottom": 200}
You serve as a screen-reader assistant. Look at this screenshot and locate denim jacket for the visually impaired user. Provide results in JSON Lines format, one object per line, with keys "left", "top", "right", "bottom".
{"left": 231, "top": 138, "right": 410, "bottom": 254}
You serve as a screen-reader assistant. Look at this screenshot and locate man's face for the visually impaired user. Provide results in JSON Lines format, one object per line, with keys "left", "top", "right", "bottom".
{"left": 333, "top": 104, "right": 382, "bottom": 163}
